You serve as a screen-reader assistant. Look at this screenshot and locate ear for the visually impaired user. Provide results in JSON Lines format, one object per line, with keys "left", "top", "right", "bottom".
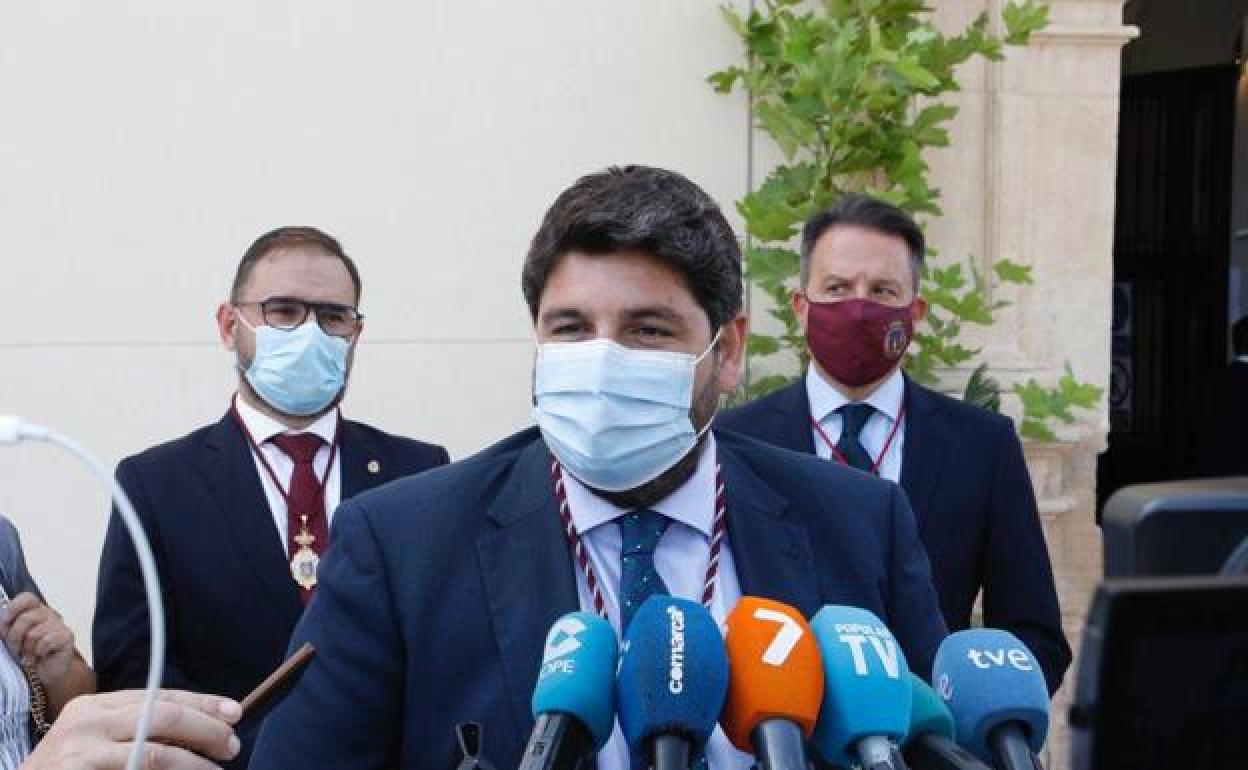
{"left": 714, "top": 313, "right": 750, "bottom": 396}
{"left": 791, "top": 290, "right": 810, "bottom": 335}
{"left": 216, "top": 303, "right": 238, "bottom": 351}
{"left": 911, "top": 295, "right": 929, "bottom": 324}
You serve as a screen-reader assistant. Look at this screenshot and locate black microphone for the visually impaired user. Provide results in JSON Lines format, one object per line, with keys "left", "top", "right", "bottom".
{"left": 517, "top": 612, "right": 618, "bottom": 770}
{"left": 454, "top": 722, "right": 497, "bottom": 770}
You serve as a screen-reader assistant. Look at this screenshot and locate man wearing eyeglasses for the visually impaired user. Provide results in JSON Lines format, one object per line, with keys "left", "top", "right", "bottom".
{"left": 91, "top": 226, "right": 450, "bottom": 769}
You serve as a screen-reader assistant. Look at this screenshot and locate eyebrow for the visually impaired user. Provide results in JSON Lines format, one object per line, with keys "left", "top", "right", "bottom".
{"left": 624, "top": 306, "right": 686, "bottom": 323}
{"left": 538, "top": 307, "right": 588, "bottom": 326}
{"left": 537, "top": 305, "right": 689, "bottom": 326}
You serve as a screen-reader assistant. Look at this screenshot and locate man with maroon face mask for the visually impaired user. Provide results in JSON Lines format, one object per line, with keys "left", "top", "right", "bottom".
{"left": 719, "top": 193, "right": 1070, "bottom": 695}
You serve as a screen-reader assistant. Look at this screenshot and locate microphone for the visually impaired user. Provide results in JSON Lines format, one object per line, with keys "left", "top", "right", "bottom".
{"left": 518, "top": 612, "right": 618, "bottom": 770}
{"left": 902, "top": 673, "right": 991, "bottom": 770}
{"left": 808, "top": 605, "right": 912, "bottom": 770}
{"left": 931, "top": 630, "right": 1048, "bottom": 770}
{"left": 616, "top": 596, "right": 729, "bottom": 770}
{"left": 720, "top": 597, "right": 823, "bottom": 770}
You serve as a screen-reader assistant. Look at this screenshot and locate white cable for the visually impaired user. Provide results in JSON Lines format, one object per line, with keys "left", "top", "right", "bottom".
{"left": 1, "top": 416, "right": 163, "bottom": 770}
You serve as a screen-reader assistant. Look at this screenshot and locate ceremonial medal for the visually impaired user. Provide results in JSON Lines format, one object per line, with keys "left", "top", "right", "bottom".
{"left": 232, "top": 400, "right": 343, "bottom": 594}
{"left": 290, "top": 515, "right": 320, "bottom": 590}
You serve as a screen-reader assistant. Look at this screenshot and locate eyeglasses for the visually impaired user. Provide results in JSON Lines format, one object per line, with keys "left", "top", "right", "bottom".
{"left": 235, "top": 296, "right": 364, "bottom": 337}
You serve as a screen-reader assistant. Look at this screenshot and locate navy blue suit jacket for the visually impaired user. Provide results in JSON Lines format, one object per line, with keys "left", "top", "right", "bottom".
{"left": 92, "top": 412, "right": 448, "bottom": 768}
{"left": 249, "top": 427, "right": 947, "bottom": 770}
{"left": 718, "top": 376, "right": 1070, "bottom": 693}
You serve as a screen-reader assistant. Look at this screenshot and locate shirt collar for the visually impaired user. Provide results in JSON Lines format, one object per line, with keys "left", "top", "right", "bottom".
{"left": 560, "top": 433, "right": 719, "bottom": 539}
{"left": 233, "top": 393, "right": 339, "bottom": 447}
{"left": 806, "top": 365, "right": 905, "bottom": 423}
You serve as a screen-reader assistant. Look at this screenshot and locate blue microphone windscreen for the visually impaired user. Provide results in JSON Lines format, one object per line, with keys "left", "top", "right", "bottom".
{"left": 531, "top": 612, "right": 619, "bottom": 750}
{"left": 931, "top": 629, "right": 1049, "bottom": 762}
{"left": 616, "top": 596, "right": 729, "bottom": 756}
{"left": 809, "top": 605, "right": 912, "bottom": 767}
{"left": 905, "top": 671, "right": 955, "bottom": 743}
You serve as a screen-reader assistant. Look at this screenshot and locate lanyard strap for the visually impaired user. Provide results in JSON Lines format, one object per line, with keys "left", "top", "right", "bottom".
{"left": 230, "top": 400, "right": 343, "bottom": 511}
{"left": 809, "top": 405, "right": 906, "bottom": 477}
{"left": 550, "top": 457, "right": 726, "bottom": 618}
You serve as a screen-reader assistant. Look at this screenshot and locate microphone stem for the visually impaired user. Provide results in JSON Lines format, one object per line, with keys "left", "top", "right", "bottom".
{"left": 651, "top": 734, "right": 692, "bottom": 770}
{"left": 857, "top": 735, "right": 907, "bottom": 770}
{"left": 516, "top": 714, "right": 594, "bottom": 770}
{"left": 988, "top": 723, "right": 1042, "bottom": 770}
{"left": 750, "top": 718, "right": 808, "bottom": 770}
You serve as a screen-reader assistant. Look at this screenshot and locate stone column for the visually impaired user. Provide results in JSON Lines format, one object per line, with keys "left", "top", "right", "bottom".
{"left": 927, "top": 2, "right": 1137, "bottom": 768}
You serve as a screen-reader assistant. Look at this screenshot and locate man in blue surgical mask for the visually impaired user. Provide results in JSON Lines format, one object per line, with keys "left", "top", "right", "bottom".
{"left": 91, "top": 227, "right": 450, "bottom": 769}
{"left": 250, "top": 168, "right": 948, "bottom": 770}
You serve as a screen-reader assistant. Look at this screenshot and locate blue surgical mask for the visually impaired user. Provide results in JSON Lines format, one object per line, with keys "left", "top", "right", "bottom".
{"left": 238, "top": 315, "right": 350, "bottom": 417}
{"left": 532, "top": 332, "right": 719, "bottom": 492}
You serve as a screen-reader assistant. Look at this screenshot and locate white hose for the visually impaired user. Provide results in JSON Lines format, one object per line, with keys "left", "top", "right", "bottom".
{"left": 1, "top": 417, "right": 164, "bottom": 770}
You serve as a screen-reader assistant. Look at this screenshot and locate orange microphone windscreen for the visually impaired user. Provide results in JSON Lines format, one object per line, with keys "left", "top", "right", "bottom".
{"left": 720, "top": 596, "right": 825, "bottom": 751}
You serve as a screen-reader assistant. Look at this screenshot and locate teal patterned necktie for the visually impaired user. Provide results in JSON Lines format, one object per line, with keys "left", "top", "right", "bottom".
{"left": 618, "top": 509, "right": 671, "bottom": 634}
{"left": 618, "top": 509, "right": 711, "bottom": 769}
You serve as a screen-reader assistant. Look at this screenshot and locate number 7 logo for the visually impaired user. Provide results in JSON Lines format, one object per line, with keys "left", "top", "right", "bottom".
{"left": 754, "top": 607, "right": 804, "bottom": 666}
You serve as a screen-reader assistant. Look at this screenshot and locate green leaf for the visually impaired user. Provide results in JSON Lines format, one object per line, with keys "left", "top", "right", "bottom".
{"left": 963, "top": 362, "right": 1001, "bottom": 412}
{"left": 1059, "top": 363, "right": 1105, "bottom": 408}
{"left": 1020, "top": 418, "right": 1057, "bottom": 442}
{"left": 746, "top": 374, "right": 797, "bottom": 399}
{"left": 993, "top": 258, "right": 1033, "bottom": 285}
{"left": 744, "top": 246, "right": 801, "bottom": 287}
{"left": 707, "top": 68, "right": 743, "bottom": 94}
{"left": 1002, "top": 1, "right": 1050, "bottom": 46}
{"left": 718, "top": 4, "right": 748, "bottom": 38}
{"left": 747, "top": 333, "right": 781, "bottom": 356}
{"left": 892, "top": 57, "right": 941, "bottom": 91}
{"left": 956, "top": 291, "right": 995, "bottom": 325}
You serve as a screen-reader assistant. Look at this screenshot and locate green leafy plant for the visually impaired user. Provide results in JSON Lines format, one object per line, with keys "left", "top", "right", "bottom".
{"left": 1014, "top": 365, "right": 1105, "bottom": 441}
{"left": 712, "top": 0, "right": 1100, "bottom": 438}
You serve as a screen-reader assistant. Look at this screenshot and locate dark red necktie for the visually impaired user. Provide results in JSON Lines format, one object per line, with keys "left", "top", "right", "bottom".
{"left": 271, "top": 433, "right": 328, "bottom": 603}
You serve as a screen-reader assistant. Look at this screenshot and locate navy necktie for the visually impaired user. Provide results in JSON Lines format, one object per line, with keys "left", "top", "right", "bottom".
{"left": 836, "top": 402, "right": 876, "bottom": 472}
{"left": 618, "top": 509, "right": 710, "bottom": 770}
{"left": 618, "top": 509, "right": 671, "bottom": 634}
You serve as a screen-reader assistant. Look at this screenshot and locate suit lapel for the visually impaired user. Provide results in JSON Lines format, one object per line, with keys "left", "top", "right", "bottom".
{"left": 199, "top": 414, "right": 302, "bottom": 616}
{"left": 476, "top": 440, "right": 579, "bottom": 736}
{"left": 717, "top": 436, "right": 821, "bottom": 619}
{"left": 899, "top": 378, "right": 947, "bottom": 520}
{"left": 771, "top": 380, "right": 818, "bottom": 455}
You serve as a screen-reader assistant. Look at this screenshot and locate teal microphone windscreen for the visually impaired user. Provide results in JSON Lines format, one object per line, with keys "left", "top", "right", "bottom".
{"left": 808, "top": 605, "right": 912, "bottom": 767}
{"left": 905, "top": 671, "right": 955, "bottom": 743}
{"left": 530, "top": 611, "right": 619, "bottom": 750}
{"left": 931, "top": 629, "right": 1049, "bottom": 762}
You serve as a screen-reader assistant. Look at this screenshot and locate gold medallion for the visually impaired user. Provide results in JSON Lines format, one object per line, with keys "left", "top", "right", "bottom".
{"left": 290, "top": 515, "right": 320, "bottom": 590}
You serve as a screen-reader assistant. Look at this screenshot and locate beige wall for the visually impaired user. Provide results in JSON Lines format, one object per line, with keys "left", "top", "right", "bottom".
{"left": 927, "top": 2, "right": 1135, "bottom": 768}
{"left": 0, "top": 0, "right": 749, "bottom": 651}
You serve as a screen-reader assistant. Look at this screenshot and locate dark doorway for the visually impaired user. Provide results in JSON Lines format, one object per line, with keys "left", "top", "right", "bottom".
{"left": 1099, "top": 63, "right": 1239, "bottom": 506}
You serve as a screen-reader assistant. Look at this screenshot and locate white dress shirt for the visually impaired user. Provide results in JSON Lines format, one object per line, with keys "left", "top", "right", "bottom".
{"left": 560, "top": 433, "right": 751, "bottom": 770}
{"left": 806, "top": 365, "right": 907, "bottom": 482}
{"left": 233, "top": 395, "right": 343, "bottom": 551}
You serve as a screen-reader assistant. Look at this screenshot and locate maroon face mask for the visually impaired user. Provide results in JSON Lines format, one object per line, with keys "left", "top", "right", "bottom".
{"left": 805, "top": 297, "right": 915, "bottom": 387}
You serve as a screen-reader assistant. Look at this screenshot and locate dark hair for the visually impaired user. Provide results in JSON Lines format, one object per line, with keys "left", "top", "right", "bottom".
{"left": 522, "top": 165, "right": 743, "bottom": 330}
{"left": 1234, "top": 315, "right": 1248, "bottom": 356}
{"left": 800, "top": 193, "right": 925, "bottom": 292}
{"left": 231, "top": 226, "right": 362, "bottom": 304}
